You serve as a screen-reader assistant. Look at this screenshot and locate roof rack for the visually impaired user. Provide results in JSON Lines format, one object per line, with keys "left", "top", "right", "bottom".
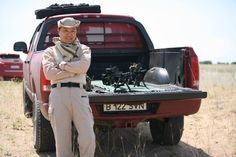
{"left": 35, "top": 3, "right": 101, "bottom": 19}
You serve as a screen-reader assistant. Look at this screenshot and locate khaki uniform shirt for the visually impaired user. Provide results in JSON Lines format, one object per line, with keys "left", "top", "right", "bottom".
{"left": 42, "top": 44, "right": 91, "bottom": 85}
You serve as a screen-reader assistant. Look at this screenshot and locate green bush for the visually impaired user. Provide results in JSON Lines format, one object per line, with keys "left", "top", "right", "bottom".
{"left": 217, "top": 62, "right": 229, "bottom": 64}
{"left": 199, "top": 60, "right": 212, "bottom": 64}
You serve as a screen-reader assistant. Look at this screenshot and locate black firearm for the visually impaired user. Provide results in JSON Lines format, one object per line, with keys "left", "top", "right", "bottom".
{"left": 101, "top": 63, "right": 147, "bottom": 92}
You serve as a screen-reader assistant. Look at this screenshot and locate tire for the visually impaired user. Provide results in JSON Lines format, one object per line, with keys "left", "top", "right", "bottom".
{"left": 72, "top": 123, "right": 79, "bottom": 156}
{"left": 94, "top": 125, "right": 115, "bottom": 156}
{"left": 33, "top": 95, "right": 55, "bottom": 152}
{"left": 149, "top": 116, "right": 184, "bottom": 145}
{"left": 22, "top": 83, "right": 33, "bottom": 118}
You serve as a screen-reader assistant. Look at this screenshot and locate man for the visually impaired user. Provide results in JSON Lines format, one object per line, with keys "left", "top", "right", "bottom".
{"left": 42, "top": 17, "right": 95, "bottom": 157}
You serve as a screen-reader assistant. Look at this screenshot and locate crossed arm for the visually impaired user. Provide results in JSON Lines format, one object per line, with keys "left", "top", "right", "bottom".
{"left": 42, "top": 47, "right": 91, "bottom": 81}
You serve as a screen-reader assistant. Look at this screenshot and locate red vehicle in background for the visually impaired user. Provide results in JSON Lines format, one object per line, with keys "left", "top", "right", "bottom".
{"left": 0, "top": 53, "right": 23, "bottom": 80}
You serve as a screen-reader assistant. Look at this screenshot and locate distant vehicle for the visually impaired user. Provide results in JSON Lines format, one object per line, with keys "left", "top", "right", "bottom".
{"left": 0, "top": 53, "right": 23, "bottom": 80}
{"left": 14, "top": 4, "right": 207, "bottom": 153}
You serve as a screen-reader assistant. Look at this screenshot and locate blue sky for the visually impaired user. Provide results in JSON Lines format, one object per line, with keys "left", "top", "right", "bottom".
{"left": 0, "top": 0, "right": 235, "bottom": 63}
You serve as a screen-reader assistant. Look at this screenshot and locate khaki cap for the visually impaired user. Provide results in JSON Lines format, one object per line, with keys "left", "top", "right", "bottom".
{"left": 58, "top": 17, "right": 81, "bottom": 28}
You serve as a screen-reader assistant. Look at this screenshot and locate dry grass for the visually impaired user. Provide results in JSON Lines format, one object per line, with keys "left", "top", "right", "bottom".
{"left": 0, "top": 81, "right": 37, "bottom": 157}
{"left": 182, "top": 64, "right": 236, "bottom": 157}
{"left": 0, "top": 64, "right": 235, "bottom": 157}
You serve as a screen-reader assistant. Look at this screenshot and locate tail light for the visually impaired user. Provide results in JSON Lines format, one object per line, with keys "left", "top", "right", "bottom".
{"left": 184, "top": 47, "right": 199, "bottom": 89}
{"left": 40, "top": 65, "right": 50, "bottom": 103}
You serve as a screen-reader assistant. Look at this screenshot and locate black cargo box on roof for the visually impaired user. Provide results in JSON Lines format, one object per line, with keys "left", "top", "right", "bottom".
{"left": 35, "top": 3, "right": 101, "bottom": 19}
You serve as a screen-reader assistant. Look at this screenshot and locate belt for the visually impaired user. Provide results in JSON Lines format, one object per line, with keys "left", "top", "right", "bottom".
{"left": 51, "top": 82, "right": 86, "bottom": 89}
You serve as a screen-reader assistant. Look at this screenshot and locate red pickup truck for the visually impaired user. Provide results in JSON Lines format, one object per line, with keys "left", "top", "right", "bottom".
{"left": 13, "top": 4, "right": 207, "bottom": 153}
{"left": 0, "top": 53, "right": 23, "bottom": 80}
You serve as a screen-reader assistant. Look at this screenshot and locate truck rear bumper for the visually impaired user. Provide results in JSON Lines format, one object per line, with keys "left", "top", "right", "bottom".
{"left": 91, "top": 99, "right": 201, "bottom": 128}
{"left": 88, "top": 84, "right": 206, "bottom": 128}
{"left": 0, "top": 71, "right": 23, "bottom": 78}
{"left": 41, "top": 97, "right": 202, "bottom": 128}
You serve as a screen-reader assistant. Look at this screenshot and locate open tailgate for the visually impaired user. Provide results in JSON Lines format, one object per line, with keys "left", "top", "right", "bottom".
{"left": 88, "top": 81, "right": 207, "bottom": 103}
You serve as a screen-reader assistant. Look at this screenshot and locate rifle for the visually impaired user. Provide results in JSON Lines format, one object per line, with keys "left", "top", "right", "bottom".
{"left": 101, "top": 63, "right": 147, "bottom": 92}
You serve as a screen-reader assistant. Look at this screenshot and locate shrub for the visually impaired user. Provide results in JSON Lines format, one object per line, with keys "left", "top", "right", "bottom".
{"left": 199, "top": 60, "right": 212, "bottom": 64}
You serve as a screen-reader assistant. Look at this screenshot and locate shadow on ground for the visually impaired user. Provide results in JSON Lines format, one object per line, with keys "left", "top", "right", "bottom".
{"left": 38, "top": 122, "right": 210, "bottom": 157}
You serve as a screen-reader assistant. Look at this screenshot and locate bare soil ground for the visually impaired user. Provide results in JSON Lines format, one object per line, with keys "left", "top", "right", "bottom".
{"left": 0, "top": 64, "right": 235, "bottom": 157}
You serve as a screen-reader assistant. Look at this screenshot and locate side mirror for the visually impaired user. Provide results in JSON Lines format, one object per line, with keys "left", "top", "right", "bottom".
{"left": 13, "top": 42, "right": 28, "bottom": 54}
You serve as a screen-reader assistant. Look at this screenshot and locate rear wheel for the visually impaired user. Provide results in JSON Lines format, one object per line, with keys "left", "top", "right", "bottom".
{"left": 94, "top": 125, "right": 115, "bottom": 156}
{"left": 33, "top": 95, "right": 55, "bottom": 152}
{"left": 149, "top": 116, "right": 184, "bottom": 145}
{"left": 23, "top": 83, "right": 33, "bottom": 118}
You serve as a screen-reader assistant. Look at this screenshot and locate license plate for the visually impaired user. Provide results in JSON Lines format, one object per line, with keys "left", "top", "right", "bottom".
{"left": 10, "top": 65, "right": 20, "bottom": 69}
{"left": 103, "top": 103, "right": 147, "bottom": 112}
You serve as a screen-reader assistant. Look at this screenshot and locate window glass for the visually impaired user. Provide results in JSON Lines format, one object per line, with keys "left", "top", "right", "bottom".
{"left": 43, "top": 22, "right": 144, "bottom": 49}
{"left": 0, "top": 54, "right": 20, "bottom": 59}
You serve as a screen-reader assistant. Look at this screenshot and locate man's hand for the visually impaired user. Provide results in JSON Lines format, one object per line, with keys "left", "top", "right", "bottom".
{"left": 59, "top": 61, "right": 67, "bottom": 70}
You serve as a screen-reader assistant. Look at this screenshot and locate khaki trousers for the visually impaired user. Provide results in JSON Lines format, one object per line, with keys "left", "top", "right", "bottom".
{"left": 48, "top": 87, "right": 95, "bottom": 157}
